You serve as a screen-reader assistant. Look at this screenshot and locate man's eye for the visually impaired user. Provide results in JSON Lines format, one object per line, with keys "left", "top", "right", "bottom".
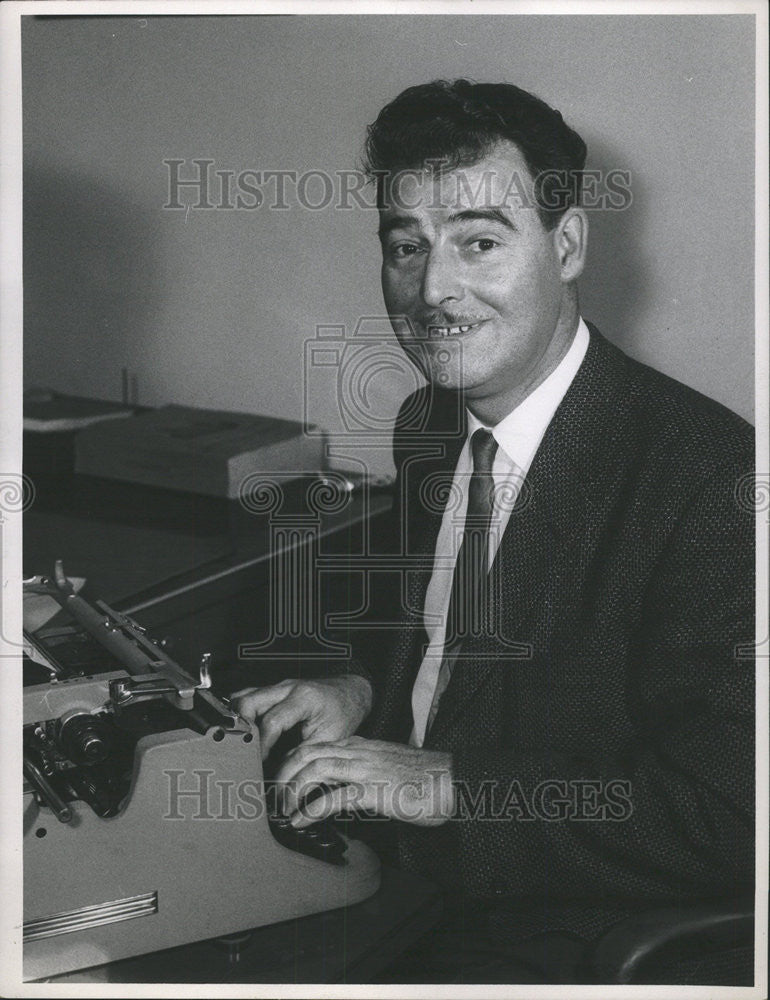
{"left": 470, "top": 238, "right": 498, "bottom": 252}
{"left": 390, "top": 242, "right": 422, "bottom": 259}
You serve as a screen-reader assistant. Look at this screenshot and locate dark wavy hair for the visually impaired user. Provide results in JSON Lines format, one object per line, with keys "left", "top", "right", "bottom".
{"left": 364, "top": 79, "right": 587, "bottom": 229}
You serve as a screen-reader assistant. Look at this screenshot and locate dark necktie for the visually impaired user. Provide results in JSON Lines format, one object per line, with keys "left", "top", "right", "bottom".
{"left": 425, "top": 427, "right": 498, "bottom": 735}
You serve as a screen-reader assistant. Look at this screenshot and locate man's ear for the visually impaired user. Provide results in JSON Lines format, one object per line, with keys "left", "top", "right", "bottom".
{"left": 553, "top": 207, "right": 588, "bottom": 283}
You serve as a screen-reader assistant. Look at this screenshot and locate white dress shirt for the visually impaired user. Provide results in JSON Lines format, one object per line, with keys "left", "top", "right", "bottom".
{"left": 409, "top": 318, "right": 591, "bottom": 746}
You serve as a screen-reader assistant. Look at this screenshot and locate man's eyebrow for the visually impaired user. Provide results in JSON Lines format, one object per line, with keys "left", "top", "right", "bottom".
{"left": 377, "top": 207, "right": 517, "bottom": 240}
{"left": 447, "top": 208, "right": 517, "bottom": 231}
{"left": 377, "top": 215, "right": 421, "bottom": 240}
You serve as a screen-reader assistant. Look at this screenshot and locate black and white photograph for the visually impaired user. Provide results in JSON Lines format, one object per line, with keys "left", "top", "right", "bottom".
{"left": 0, "top": 2, "right": 767, "bottom": 995}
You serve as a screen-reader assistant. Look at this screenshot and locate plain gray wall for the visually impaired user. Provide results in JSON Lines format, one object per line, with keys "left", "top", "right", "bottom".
{"left": 22, "top": 14, "right": 755, "bottom": 474}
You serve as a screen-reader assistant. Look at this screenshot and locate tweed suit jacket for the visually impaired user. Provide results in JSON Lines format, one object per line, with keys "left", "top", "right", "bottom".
{"left": 349, "top": 325, "right": 755, "bottom": 943}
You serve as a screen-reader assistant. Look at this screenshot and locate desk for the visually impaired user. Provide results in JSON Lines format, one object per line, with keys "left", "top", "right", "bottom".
{"left": 24, "top": 472, "right": 391, "bottom": 606}
{"left": 24, "top": 472, "right": 392, "bottom": 679}
{"left": 43, "top": 865, "right": 442, "bottom": 984}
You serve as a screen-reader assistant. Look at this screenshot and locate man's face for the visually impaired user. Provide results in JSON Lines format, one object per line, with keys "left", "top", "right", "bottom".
{"left": 379, "top": 141, "right": 579, "bottom": 419}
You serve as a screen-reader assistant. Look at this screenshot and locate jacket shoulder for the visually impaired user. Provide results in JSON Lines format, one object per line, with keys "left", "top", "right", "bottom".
{"left": 619, "top": 347, "right": 754, "bottom": 473}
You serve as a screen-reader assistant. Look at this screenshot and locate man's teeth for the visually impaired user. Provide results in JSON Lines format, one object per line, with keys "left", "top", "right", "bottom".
{"left": 429, "top": 324, "right": 474, "bottom": 337}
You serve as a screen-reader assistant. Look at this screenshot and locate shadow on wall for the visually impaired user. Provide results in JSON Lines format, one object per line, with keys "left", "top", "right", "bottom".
{"left": 578, "top": 132, "right": 652, "bottom": 353}
{"left": 23, "top": 162, "right": 163, "bottom": 399}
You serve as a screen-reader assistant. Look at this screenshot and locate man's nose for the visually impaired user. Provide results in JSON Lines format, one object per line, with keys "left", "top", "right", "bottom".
{"left": 420, "top": 247, "right": 464, "bottom": 308}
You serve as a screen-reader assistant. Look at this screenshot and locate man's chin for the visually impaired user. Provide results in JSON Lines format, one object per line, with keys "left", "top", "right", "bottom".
{"left": 399, "top": 343, "right": 470, "bottom": 389}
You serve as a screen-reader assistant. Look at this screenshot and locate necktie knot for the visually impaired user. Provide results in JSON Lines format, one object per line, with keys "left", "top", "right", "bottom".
{"left": 467, "top": 428, "right": 497, "bottom": 525}
{"left": 470, "top": 428, "right": 497, "bottom": 476}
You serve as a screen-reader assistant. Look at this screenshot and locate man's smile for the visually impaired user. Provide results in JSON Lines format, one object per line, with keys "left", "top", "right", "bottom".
{"left": 422, "top": 319, "right": 489, "bottom": 339}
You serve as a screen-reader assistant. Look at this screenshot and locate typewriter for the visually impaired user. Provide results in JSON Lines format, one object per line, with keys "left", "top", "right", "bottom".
{"left": 22, "top": 562, "right": 380, "bottom": 981}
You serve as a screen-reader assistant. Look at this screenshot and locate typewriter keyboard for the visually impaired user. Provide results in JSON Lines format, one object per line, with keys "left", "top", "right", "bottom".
{"left": 267, "top": 814, "right": 347, "bottom": 865}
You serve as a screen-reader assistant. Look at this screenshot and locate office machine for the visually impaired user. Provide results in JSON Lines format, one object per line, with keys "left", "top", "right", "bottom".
{"left": 74, "top": 404, "right": 324, "bottom": 499}
{"left": 22, "top": 563, "right": 380, "bottom": 981}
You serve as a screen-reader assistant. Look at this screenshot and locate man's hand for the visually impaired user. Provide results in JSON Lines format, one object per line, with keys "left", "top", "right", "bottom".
{"left": 230, "top": 675, "right": 372, "bottom": 759}
{"left": 273, "top": 735, "right": 455, "bottom": 828}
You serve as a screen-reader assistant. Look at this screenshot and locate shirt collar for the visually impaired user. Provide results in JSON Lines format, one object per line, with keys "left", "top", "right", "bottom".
{"left": 467, "top": 317, "right": 590, "bottom": 471}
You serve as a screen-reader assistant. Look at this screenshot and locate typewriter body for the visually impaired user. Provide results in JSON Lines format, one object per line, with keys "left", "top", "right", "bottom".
{"left": 22, "top": 563, "right": 380, "bottom": 981}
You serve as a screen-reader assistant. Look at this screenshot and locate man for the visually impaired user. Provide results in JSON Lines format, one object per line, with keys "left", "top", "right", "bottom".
{"left": 234, "top": 81, "right": 754, "bottom": 982}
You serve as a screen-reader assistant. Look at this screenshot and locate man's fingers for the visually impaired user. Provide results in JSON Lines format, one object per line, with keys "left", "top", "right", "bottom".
{"left": 228, "top": 681, "right": 316, "bottom": 758}
{"left": 259, "top": 699, "right": 314, "bottom": 759}
{"left": 290, "top": 783, "right": 364, "bottom": 828}
{"left": 274, "top": 741, "right": 362, "bottom": 787}
{"left": 230, "top": 682, "right": 294, "bottom": 723}
{"left": 280, "top": 757, "right": 358, "bottom": 815}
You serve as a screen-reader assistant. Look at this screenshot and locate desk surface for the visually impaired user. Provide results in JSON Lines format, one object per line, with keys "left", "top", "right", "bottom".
{"left": 43, "top": 864, "right": 442, "bottom": 985}
{"left": 24, "top": 473, "right": 391, "bottom": 611}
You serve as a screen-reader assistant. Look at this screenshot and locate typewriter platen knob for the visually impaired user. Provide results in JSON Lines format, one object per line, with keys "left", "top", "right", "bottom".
{"left": 57, "top": 712, "right": 111, "bottom": 765}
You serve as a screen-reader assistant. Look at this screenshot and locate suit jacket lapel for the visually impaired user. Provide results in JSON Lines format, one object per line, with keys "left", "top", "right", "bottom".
{"left": 427, "top": 327, "right": 634, "bottom": 740}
